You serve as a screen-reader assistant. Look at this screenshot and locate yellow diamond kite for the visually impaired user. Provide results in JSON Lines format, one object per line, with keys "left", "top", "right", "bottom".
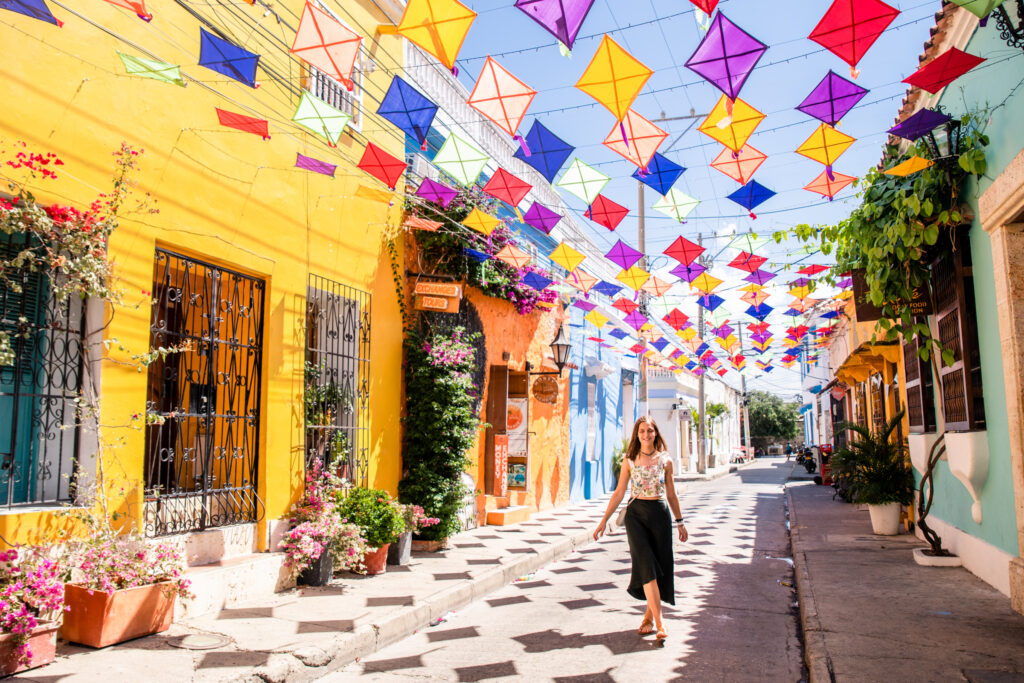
{"left": 616, "top": 266, "right": 651, "bottom": 291}
{"left": 884, "top": 156, "right": 934, "bottom": 176}
{"left": 575, "top": 34, "right": 653, "bottom": 121}
{"left": 549, "top": 242, "right": 585, "bottom": 272}
{"left": 377, "top": 0, "right": 476, "bottom": 71}
{"left": 463, "top": 208, "right": 500, "bottom": 235}
{"left": 691, "top": 272, "right": 723, "bottom": 293}
{"left": 796, "top": 123, "right": 854, "bottom": 167}
{"left": 698, "top": 95, "right": 765, "bottom": 153}
{"left": 585, "top": 311, "right": 609, "bottom": 328}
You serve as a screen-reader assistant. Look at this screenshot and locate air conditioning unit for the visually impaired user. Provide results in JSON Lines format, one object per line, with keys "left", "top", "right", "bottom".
{"left": 584, "top": 357, "right": 615, "bottom": 379}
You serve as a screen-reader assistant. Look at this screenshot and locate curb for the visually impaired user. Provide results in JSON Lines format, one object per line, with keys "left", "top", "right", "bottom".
{"left": 279, "top": 526, "right": 597, "bottom": 682}
{"left": 786, "top": 486, "right": 834, "bottom": 683}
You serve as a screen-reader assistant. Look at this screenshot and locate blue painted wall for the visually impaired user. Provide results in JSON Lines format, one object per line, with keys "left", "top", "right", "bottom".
{"left": 566, "top": 307, "right": 637, "bottom": 503}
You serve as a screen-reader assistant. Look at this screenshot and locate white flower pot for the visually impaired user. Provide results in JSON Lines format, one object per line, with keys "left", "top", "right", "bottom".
{"left": 868, "top": 502, "right": 901, "bottom": 535}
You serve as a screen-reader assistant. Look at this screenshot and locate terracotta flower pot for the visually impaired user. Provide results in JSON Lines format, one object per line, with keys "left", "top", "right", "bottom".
{"left": 411, "top": 538, "right": 450, "bottom": 553}
{"left": 61, "top": 582, "right": 175, "bottom": 648}
{"left": 362, "top": 544, "right": 390, "bottom": 575}
{"left": 0, "top": 620, "right": 59, "bottom": 676}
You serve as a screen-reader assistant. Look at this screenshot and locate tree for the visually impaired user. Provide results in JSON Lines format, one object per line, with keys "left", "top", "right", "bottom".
{"left": 747, "top": 391, "right": 800, "bottom": 440}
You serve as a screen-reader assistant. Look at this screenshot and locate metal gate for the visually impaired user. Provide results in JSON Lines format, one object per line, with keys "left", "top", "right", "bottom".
{"left": 305, "top": 275, "right": 370, "bottom": 487}
{"left": 143, "top": 249, "right": 265, "bottom": 536}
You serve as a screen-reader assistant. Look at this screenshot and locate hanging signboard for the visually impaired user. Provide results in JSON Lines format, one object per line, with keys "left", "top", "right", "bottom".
{"left": 414, "top": 281, "right": 462, "bottom": 313}
{"left": 851, "top": 269, "right": 931, "bottom": 322}
{"left": 531, "top": 376, "right": 559, "bottom": 404}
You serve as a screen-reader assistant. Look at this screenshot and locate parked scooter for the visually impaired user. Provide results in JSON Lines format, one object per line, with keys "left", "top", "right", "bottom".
{"left": 796, "top": 448, "right": 816, "bottom": 473}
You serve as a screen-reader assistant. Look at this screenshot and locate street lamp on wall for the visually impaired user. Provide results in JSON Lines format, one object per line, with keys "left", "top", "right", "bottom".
{"left": 526, "top": 325, "right": 572, "bottom": 377}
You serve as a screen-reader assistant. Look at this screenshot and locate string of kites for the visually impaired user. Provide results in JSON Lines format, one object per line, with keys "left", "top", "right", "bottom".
{"left": 5, "top": 0, "right": 992, "bottom": 378}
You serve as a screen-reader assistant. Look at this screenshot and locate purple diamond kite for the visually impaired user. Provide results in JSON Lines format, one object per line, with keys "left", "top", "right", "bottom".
{"left": 514, "top": 0, "right": 596, "bottom": 50}
{"left": 684, "top": 12, "right": 767, "bottom": 101}
{"left": 605, "top": 239, "right": 644, "bottom": 270}
{"left": 836, "top": 277, "right": 852, "bottom": 288}
{"left": 744, "top": 269, "right": 776, "bottom": 285}
{"left": 703, "top": 355, "right": 717, "bottom": 368}
{"left": 522, "top": 202, "right": 561, "bottom": 233}
{"left": 715, "top": 323, "right": 734, "bottom": 339}
{"left": 692, "top": 367, "right": 706, "bottom": 376}
{"left": 790, "top": 277, "right": 812, "bottom": 287}
{"left": 888, "top": 108, "right": 952, "bottom": 141}
{"left": 1, "top": 0, "right": 61, "bottom": 25}
{"left": 416, "top": 178, "right": 458, "bottom": 208}
{"left": 573, "top": 300, "right": 597, "bottom": 312}
{"left": 295, "top": 153, "right": 336, "bottom": 177}
{"left": 751, "top": 331, "right": 772, "bottom": 344}
{"left": 624, "top": 310, "right": 648, "bottom": 330}
{"left": 796, "top": 71, "right": 868, "bottom": 126}
{"left": 670, "top": 262, "right": 707, "bottom": 282}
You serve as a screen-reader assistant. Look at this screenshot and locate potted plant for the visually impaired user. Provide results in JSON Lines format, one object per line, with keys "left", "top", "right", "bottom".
{"left": 830, "top": 411, "right": 914, "bottom": 535}
{"left": 388, "top": 504, "right": 440, "bottom": 566}
{"left": 280, "top": 457, "right": 366, "bottom": 585}
{"left": 61, "top": 532, "right": 192, "bottom": 648}
{"left": 335, "top": 487, "right": 405, "bottom": 575}
{"left": 0, "top": 547, "right": 64, "bottom": 676}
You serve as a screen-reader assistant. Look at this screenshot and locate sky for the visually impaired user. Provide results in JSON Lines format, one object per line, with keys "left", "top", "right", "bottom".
{"left": 445, "top": 0, "right": 940, "bottom": 397}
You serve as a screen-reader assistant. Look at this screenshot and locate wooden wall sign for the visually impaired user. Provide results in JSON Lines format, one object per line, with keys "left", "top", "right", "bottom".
{"left": 531, "top": 376, "right": 559, "bottom": 404}
{"left": 413, "top": 281, "right": 462, "bottom": 313}
{"left": 851, "top": 269, "right": 931, "bottom": 322}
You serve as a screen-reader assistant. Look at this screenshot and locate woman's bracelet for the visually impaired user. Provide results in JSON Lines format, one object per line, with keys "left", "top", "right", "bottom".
{"left": 674, "top": 518, "right": 685, "bottom": 525}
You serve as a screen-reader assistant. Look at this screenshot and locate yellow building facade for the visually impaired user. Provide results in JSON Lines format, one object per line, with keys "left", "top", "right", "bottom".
{"left": 0, "top": 0, "right": 406, "bottom": 551}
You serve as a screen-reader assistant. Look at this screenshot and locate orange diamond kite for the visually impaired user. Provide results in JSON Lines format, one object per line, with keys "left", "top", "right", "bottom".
{"left": 467, "top": 56, "right": 536, "bottom": 138}
{"left": 804, "top": 169, "right": 856, "bottom": 199}
{"left": 710, "top": 144, "right": 766, "bottom": 184}
{"left": 291, "top": 2, "right": 363, "bottom": 91}
{"left": 602, "top": 109, "right": 667, "bottom": 168}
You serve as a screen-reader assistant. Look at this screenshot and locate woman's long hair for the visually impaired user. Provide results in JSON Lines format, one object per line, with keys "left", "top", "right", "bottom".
{"left": 625, "top": 415, "right": 667, "bottom": 461}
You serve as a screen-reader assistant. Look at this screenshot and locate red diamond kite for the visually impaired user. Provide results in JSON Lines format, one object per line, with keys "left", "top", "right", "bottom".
{"left": 216, "top": 108, "right": 269, "bottom": 139}
{"left": 585, "top": 194, "right": 629, "bottom": 231}
{"left": 482, "top": 168, "right": 531, "bottom": 207}
{"left": 903, "top": 48, "right": 985, "bottom": 95}
{"left": 357, "top": 142, "right": 406, "bottom": 189}
{"left": 728, "top": 251, "right": 767, "bottom": 273}
{"left": 809, "top": 0, "right": 899, "bottom": 74}
{"left": 663, "top": 235, "right": 704, "bottom": 265}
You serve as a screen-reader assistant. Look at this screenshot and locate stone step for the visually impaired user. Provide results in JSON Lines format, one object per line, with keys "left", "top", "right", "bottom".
{"left": 177, "top": 552, "right": 294, "bottom": 620}
{"left": 485, "top": 505, "right": 531, "bottom": 526}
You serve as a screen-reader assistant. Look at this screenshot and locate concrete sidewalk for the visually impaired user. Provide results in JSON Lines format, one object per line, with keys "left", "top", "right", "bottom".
{"left": 13, "top": 496, "right": 613, "bottom": 683}
{"left": 675, "top": 457, "right": 758, "bottom": 482}
{"left": 788, "top": 480, "right": 1024, "bottom": 682}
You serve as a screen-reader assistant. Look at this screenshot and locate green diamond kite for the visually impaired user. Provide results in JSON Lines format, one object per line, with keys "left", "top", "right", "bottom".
{"left": 948, "top": 0, "right": 1004, "bottom": 18}
{"left": 432, "top": 133, "right": 490, "bottom": 186}
{"left": 555, "top": 158, "right": 609, "bottom": 205}
{"left": 118, "top": 52, "right": 185, "bottom": 87}
{"left": 652, "top": 188, "right": 699, "bottom": 222}
{"left": 293, "top": 91, "right": 352, "bottom": 145}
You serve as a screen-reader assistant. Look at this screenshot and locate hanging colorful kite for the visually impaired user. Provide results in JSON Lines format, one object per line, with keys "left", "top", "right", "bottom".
{"left": 463, "top": 208, "right": 501, "bottom": 235}
{"left": 105, "top": 0, "right": 150, "bottom": 21}
{"left": 663, "top": 236, "right": 705, "bottom": 264}
{"left": 887, "top": 108, "right": 952, "bottom": 141}
{"left": 119, "top": 53, "right": 185, "bottom": 86}
{"left": 698, "top": 96, "right": 765, "bottom": 152}
{"left": 804, "top": 169, "right": 856, "bottom": 200}
{"left": 710, "top": 144, "right": 766, "bottom": 184}
{"left": 523, "top": 271, "right": 554, "bottom": 291}
{"left": 617, "top": 266, "right": 651, "bottom": 291}
{"left": 592, "top": 281, "right": 623, "bottom": 298}
{"left": 634, "top": 153, "right": 685, "bottom": 195}
{"left": 585, "top": 195, "right": 629, "bottom": 230}
{"left": 948, "top": 0, "right": 1005, "bottom": 18}
{"left": 605, "top": 239, "right": 644, "bottom": 270}
{"left": 796, "top": 123, "right": 854, "bottom": 177}
{"left": 567, "top": 270, "right": 599, "bottom": 294}
{"left": 377, "top": 0, "right": 476, "bottom": 72}
{"left": 513, "top": 120, "right": 574, "bottom": 182}
{"left": 603, "top": 110, "right": 667, "bottom": 168}
{"left": 697, "top": 294, "right": 726, "bottom": 312}
{"left": 808, "top": 0, "right": 899, "bottom": 77}
{"left": 514, "top": 0, "right": 595, "bottom": 50}
{"left": 684, "top": 12, "right": 767, "bottom": 101}
{"left": 404, "top": 216, "right": 443, "bottom": 232}
{"left": 796, "top": 70, "right": 868, "bottom": 125}
{"left": 468, "top": 57, "right": 537, "bottom": 145}
{"left": 902, "top": 48, "right": 985, "bottom": 95}
{"left": 798, "top": 264, "right": 830, "bottom": 275}
{"left": 576, "top": 35, "right": 653, "bottom": 123}
{"left": 691, "top": 272, "right": 723, "bottom": 293}
{"left": 883, "top": 156, "right": 934, "bottom": 176}
{"left": 641, "top": 276, "right": 673, "bottom": 297}
{"left": 522, "top": 202, "right": 561, "bottom": 233}
{"left": 745, "top": 269, "right": 776, "bottom": 285}
{"left": 728, "top": 251, "right": 767, "bottom": 272}
{"left": 727, "top": 180, "right": 775, "bottom": 218}
{"left": 377, "top": 76, "right": 439, "bottom": 149}
{"left": 296, "top": 153, "right": 336, "bottom": 177}
{"left": 199, "top": 28, "right": 260, "bottom": 88}
{"left": 671, "top": 262, "right": 707, "bottom": 283}
{"left": 653, "top": 189, "right": 700, "bottom": 222}
{"left": 663, "top": 309, "right": 690, "bottom": 329}
{"left": 293, "top": 91, "right": 351, "bottom": 145}
{"left": 495, "top": 245, "right": 532, "bottom": 269}
{"left": 415, "top": 178, "right": 458, "bottom": 208}
{"left": 556, "top": 158, "right": 610, "bottom": 205}
{"left": 432, "top": 133, "right": 490, "bottom": 185}
{"left": 217, "top": 109, "right": 269, "bottom": 138}
{"left": 291, "top": 2, "right": 362, "bottom": 90}
{"left": 357, "top": 142, "right": 406, "bottom": 190}
{"left": 2, "top": 0, "right": 61, "bottom": 25}
{"left": 549, "top": 242, "right": 586, "bottom": 272}
{"left": 482, "top": 168, "right": 532, "bottom": 208}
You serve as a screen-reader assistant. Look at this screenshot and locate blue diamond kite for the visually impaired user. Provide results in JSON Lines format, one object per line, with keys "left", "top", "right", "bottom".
{"left": 199, "top": 28, "right": 260, "bottom": 88}
{"left": 633, "top": 153, "right": 685, "bottom": 196}
{"left": 513, "top": 120, "right": 574, "bottom": 183}
{"left": 377, "top": 76, "right": 438, "bottom": 148}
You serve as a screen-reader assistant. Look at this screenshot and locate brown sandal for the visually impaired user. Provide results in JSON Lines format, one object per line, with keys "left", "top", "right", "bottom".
{"left": 638, "top": 617, "right": 654, "bottom": 635}
{"left": 655, "top": 626, "right": 667, "bottom": 641}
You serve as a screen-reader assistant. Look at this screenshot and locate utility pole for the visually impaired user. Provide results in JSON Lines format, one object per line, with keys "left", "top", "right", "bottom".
{"left": 637, "top": 179, "right": 648, "bottom": 415}
{"left": 738, "top": 325, "right": 752, "bottom": 461}
{"left": 696, "top": 234, "right": 706, "bottom": 474}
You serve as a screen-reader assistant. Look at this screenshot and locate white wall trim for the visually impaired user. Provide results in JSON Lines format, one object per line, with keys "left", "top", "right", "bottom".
{"left": 916, "top": 514, "right": 1014, "bottom": 596}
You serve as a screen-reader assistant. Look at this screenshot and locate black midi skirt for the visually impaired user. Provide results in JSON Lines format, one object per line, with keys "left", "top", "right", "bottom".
{"left": 624, "top": 498, "right": 675, "bottom": 605}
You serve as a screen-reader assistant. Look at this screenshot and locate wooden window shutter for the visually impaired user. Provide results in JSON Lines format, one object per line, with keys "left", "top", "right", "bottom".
{"left": 931, "top": 238, "right": 985, "bottom": 432}
{"left": 902, "top": 333, "right": 937, "bottom": 433}
{"left": 483, "top": 364, "right": 508, "bottom": 496}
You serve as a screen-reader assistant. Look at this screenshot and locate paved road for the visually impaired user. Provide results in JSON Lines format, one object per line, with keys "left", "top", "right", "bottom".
{"left": 325, "top": 458, "right": 805, "bottom": 682}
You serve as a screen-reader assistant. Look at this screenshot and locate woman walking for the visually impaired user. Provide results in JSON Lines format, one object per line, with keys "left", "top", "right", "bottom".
{"left": 593, "top": 416, "right": 687, "bottom": 641}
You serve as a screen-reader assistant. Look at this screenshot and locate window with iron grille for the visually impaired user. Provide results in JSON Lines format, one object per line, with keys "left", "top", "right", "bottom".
{"left": 143, "top": 249, "right": 266, "bottom": 536}
{"left": 870, "top": 373, "right": 886, "bottom": 435}
{"left": 931, "top": 233, "right": 985, "bottom": 431}
{"left": 1, "top": 232, "right": 86, "bottom": 509}
{"left": 830, "top": 394, "right": 847, "bottom": 451}
{"left": 306, "top": 65, "right": 362, "bottom": 131}
{"left": 305, "top": 275, "right": 370, "bottom": 487}
{"left": 855, "top": 382, "right": 868, "bottom": 428}
{"left": 903, "top": 334, "right": 937, "bottom": 433}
